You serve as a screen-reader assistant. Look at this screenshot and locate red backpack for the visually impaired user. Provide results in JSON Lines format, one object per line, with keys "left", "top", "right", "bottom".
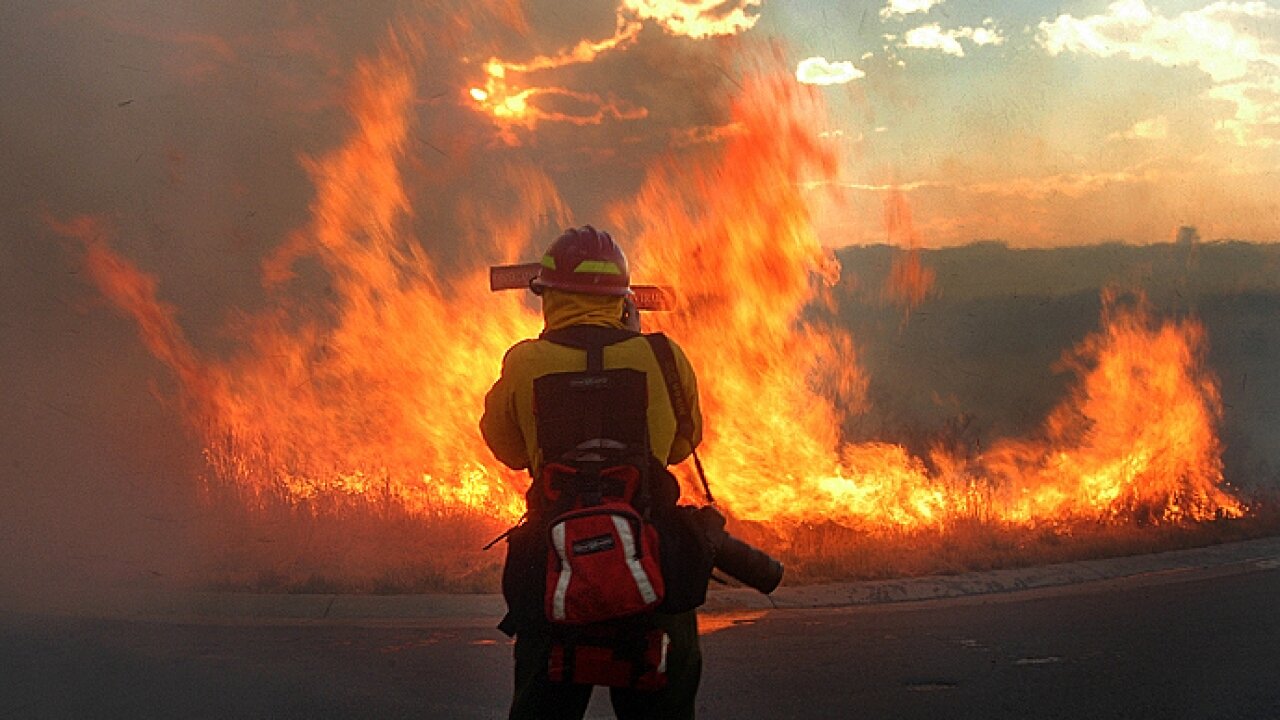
{"left": 541, "top": 461, "right": 665, "bottom": 624}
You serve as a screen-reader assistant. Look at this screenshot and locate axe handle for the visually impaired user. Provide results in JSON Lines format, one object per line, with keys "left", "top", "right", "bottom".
{"left": 488, "top": 263, "right": 675, "bottom": 311}
{"left": 488, "top": 262, "right": 542, "bottom": 291}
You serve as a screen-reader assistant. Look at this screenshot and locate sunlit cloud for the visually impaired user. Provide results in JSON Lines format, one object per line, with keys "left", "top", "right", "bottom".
{"left": 796, "top": 56, "right": 866, "bottom": 86}
{"left": 902, "top": 23, "right": 964, "bottom": 56}
{"left": 1109, "top": 115, "right": 1169, "bottom": 141}
{"left": 622, "top": 0, "right": 763, "bottom": 39}
{"left": 879, "top": 0, "right": 944, "bottom": 20}
{"left": 1039, "top": 0, "right": 1280, "bottom": 146}
{"left": 965, "top": 166, "right": 1174, "bottom": 201}
{"left": 804, "top": 162, "right": 1175, "bottom": 201}
{"left": 967, "top": 23, "right": 1005, "bottom": 47}
{"left": 800, "top": 179, "right": 947, "bottom": 192}
{"left": 803, "top": 161, "right": 1236, "bottom": 245}
{"left": 900, "top": 20, "right": 1005, "bottom": 57}
{"left": 469, "top": 0, "right": 767, "bottom": 140}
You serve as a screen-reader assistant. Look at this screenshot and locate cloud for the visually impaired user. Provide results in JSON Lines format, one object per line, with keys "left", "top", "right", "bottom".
{"left": 967, "top": 24, "right": 1005, "bottom": 47}
{"left": 796, "top": 56, "right": 866, "bottom": 86}
{"left": 472, "top": 0, "right": 767, "bottom": 139}
{"left": 902, "top": 23, "right": 964, "bottom": 56}
{"left": 880, "top": 0, "right": 944, "bottom": 20}
{"left": 805, "top": 161, "right": 1175, "bottom": 201}
{"left": 900, "top": 20, "right": 1006, "bottom": 57}
{"left": 622, "top": 0, "right": 763, "bottom": 39}
{"left": 965, "top": 166, "right": 1173, "bottom": 201}
{"left": 1038, "top": 0, "right": 1280, "bottom": 146}
{"left": 1109, "top": 115, "right": 1169, "bottom": 141}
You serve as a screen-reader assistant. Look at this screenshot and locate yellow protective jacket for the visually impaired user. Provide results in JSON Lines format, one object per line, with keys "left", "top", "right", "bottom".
{"left": 480, "top": 289, "right": 702, "bottom": 475}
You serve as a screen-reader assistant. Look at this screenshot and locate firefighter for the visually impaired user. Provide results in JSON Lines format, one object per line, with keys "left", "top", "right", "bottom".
{"left": 480, "top": 225, "right": 704, "bottom": 720}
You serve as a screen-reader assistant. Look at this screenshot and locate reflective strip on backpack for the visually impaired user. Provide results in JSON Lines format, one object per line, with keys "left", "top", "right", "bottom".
{"left": 611, "top": 515, "right": 658, "bottom": 605}
{"left": 550, "top": 523, "right": 572, "bottom": 622}
{"left": 657, "top": 632, "right": 670, "bottom": 674}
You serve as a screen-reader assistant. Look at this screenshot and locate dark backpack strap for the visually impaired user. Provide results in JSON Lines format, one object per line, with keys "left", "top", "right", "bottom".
{"left": 582, "top": 343, "right": 603, "bottom": 442}
{"left": 541, "top": 325, "right": 639, "bottom": 353}
{"left": 541, "top": 326, "right": 639, "bottom": 441}
{"left": 644, "top": 333, "right": 695, "bottom": 450}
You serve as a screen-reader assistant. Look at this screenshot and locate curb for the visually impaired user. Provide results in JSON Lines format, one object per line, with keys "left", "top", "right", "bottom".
{"left": 704, "top": 533, "right": 1280, "bottom": 611}
{"left": 24, "top": 535, "right": 1280, "bottom": 623}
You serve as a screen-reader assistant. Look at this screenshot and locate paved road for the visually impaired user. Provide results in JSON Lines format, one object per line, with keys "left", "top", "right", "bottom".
{"left": 3, "top": 553, "right": 1278, "bottom": 719}
{"left": 698, "top": 562, "right": 1280, "bottom": 720}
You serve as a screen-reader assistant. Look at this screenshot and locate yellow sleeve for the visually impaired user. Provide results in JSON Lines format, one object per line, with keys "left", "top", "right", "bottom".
{"left": 479, "top": 344, "right": 531, "bottom": 471}
{"left": 666, "top": 339, "right": 703, "bottom": 465}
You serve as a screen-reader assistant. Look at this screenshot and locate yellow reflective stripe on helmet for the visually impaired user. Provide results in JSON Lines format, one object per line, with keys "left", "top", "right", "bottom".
{"left": 541, "top": 255, "right": 557, "bottom": 270}
{"left": 573, "top": 260, "right": 621, "bottom": 275}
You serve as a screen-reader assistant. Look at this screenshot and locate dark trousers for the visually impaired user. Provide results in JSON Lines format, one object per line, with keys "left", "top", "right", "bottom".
{"left": 509, "top": 611, "right": 701, "bottom": 720}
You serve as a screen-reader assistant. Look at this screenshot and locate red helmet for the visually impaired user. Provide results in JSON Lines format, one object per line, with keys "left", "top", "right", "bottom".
{"left": 530, "top": 225, "right": 631, "bottom": 296}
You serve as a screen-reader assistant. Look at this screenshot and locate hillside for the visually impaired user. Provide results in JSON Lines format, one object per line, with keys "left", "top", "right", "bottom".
{"left": 832, "top": 242, "right": 1280, "bottom": 492}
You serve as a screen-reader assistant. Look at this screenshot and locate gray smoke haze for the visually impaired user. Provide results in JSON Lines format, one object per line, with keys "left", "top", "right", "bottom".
{"left": 0, "top": 0, "right": 740, "bottom": 607}
{"left": 5, "top": 0, "right": 1278, "bottom": 607}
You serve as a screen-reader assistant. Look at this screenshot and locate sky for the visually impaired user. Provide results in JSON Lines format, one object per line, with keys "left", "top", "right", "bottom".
{"left": 2, "top": 0, "right": 1278, "bottom": 258}
{"left": 764, "top": 0, "right": 1280, "bottom": 245}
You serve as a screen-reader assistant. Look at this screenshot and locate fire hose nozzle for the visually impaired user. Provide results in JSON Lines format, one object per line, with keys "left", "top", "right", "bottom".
{"left": 687, "top": 504, "right": 785, "bottom": 595}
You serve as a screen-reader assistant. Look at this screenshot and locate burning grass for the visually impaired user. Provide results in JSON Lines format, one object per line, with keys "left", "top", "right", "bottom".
{"left": 52, "top": 26, "right": 1274, "bottom": 595}
{"left": 196, "top": 485, "right": 1280, "bottom": 595}
{"left": 736, "top": 501, "right": 1280, "bottom": 587}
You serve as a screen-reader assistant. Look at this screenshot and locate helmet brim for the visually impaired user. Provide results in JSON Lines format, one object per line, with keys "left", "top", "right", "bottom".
{"left": 530, "top": 278, "right": 632, "bottom": 297}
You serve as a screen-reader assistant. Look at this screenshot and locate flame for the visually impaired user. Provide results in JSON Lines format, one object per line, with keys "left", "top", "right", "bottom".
{"left": 57, "top": 36, "right": 549, "bottom": 524}
{"left": 882, "top": 189, "right": 936, "bottom": 311}
{"left": 608, "top": 50, "right": 1240, "bottom": 530}
{"left": 979, "top": 290, "right": 1242, "bottom": 523}
{"left": 612, "top": 53, "right": 870, "bottom": 522}
{"left": 54, "top": 20, "right": 1246, "bottom": 578}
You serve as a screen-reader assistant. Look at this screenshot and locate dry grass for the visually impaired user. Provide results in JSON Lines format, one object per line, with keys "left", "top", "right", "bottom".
{"left": 196, "top": 481, "right": 1280, "bottom": 594}
{"left": 198, "top": 481, "right": 509, "bottom": 595}
{"left": 732, "top": 499, "right": 1280, "bottom": 586}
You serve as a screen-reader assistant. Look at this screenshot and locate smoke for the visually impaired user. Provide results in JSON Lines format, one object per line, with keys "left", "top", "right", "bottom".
{"left": 0, "top": 0, "right": 749, "bottom": 605}
{"left": 4, "top": 1, "right": 1269, "bottom": 602}
{"left": 0, "top": 224, "right": 205, "bottom": 611}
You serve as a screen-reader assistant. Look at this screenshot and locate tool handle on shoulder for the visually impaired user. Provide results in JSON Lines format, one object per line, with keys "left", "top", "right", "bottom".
{"left": 488, "top": 263, "right": 676, "bottom": 311}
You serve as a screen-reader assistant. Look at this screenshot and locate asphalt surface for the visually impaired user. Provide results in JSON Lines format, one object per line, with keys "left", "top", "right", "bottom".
{"left": 3, "top": 536, "right": 1279, "bottom": 719}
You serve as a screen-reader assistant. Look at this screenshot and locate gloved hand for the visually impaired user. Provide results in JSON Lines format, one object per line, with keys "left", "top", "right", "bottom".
{"left": 621, "top": 294, "right": 641, "bottom": 332}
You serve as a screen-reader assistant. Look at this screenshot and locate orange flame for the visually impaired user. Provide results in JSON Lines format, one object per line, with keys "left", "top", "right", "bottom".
{"left": 979, "top": 290, "right": 1241, "bottom": 524}
{"left": 882, "top": 189, "right": 936, "bottom": 311}
{"left": 55, "top": 26, "right": 1244, "bottom": 560}
{"left": 57, "top": 37, "right": 548, "bottom": 523}
{"left": 613, "top": 58, "right": 1242, "bottom": 528}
